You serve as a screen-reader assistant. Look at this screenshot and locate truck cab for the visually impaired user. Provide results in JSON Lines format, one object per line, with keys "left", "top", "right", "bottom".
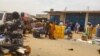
{"left": 0, "top": 11, "right": 12, "bottom": 25}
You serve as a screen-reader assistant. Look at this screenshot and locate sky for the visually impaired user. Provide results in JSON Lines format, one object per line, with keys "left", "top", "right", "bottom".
{"left": 0, "top": 0, "right": 100, "bottom": 15}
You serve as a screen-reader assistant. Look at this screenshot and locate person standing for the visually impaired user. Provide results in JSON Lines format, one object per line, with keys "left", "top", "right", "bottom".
{"left": 75, "top": 22, "right": 80, "bottom": 33}
{"left": 21, "top": 12, "right": 31, "bottom": 35}
{"left": 44, "top": 21, "right": 50, "bottom": 38}
{"left": 96, "top": 24, "right": 100, "bottom": 38}
{"left": 49, "top": 22, "right": 55, "bottom": 39}
{"left": 6, "top": 11, "right": 24, "bottom": 44}
{"left": 21, "top": 12, "right": 27, "bottom": 36}
{"left": 87, "top": 22, "right": 93, "bottom": 39}
{"left": 65, "top": 24, "right": 72, "bottom": 39}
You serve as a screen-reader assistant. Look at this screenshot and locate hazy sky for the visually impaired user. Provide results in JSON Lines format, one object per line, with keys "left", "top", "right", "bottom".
{"left": 0, "top": 0, "right": 100, "bottom": 15}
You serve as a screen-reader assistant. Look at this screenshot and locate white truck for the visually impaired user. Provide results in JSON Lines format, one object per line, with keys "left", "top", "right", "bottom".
{"left": 0, "top": 11, "right": 12, "bottom": 25}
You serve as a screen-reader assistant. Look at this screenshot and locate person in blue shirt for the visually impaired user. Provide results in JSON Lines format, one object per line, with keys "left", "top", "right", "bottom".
{"left": 65, "top": 24, "right": 73, "bottom": 39}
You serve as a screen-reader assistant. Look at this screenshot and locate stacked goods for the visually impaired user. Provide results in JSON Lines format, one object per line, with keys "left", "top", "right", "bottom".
{"left": 54, "top": 25, "right": 65, "bottom": 39}
{"left": 81, "top": 33, "right": 88, "bottom": 41}
{"left": 54, "top": 25, "right": 59, "bottom": 39}
{"left": 59, "top": 25, "right": 65, "bottom": 39}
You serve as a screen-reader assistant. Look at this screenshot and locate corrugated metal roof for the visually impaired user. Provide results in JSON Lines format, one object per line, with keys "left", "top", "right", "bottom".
{"left": 44, "top": 10, "right": 100, "bottom": 13}
{"left": 36, "top": 14, "right": 47, "bottom": 18}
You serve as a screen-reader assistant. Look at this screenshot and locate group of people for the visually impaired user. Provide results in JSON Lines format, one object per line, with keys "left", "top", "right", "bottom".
{"left": 32, "top": 21, "right": 65, "bottom": 40}
{"left": 65, "top": 22, "right": 100, "bottom": 40}
{"left": 32, "top": 20, "right": 100, "bottom": 41}
{"left": 32, "top": 21, "right": 82, "bottom": 40}
{"left": 86, "top": 22, "right": 100, "bottom": 40}
{"left": 65, "top": 22, "right": 81, "bottom": 33}
{"left": 45, "top": 21, "right": 66, "bottom": 39}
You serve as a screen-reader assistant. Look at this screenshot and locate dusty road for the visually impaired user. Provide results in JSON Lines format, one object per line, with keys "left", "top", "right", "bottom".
{"left": 24, "top": 34, "right": 100, "bottom": 56}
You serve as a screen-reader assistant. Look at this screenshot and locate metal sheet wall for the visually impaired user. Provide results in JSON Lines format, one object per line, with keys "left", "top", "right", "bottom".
{"left": 50, "top": 15, "right": 60, "bottom": 25}
{"left": 88, "top": 13, "right": 100, "bottom": 25}
{"left": 66, "top": 13, "right": 85, "bottom": 27}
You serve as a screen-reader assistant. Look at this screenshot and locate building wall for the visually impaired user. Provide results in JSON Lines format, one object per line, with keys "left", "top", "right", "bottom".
{"left": 65, "top": 13, "right": 86, "bottom": 31}
{"left": 47, "top": 12, "right": 65, "bottom": 21}
{"left": 65, "top": 13, "right": 85, "bottom": 25}
{"left": 88, "top": 13, "right": 100, "bottom": 25}
{"left": 47, "top": 12, "right": 100, "bottom": 27}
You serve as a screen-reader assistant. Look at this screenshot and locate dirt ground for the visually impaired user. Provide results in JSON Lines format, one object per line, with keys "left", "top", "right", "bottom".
{"left": 24, "top": 33, "right": 100, "bottom": 56}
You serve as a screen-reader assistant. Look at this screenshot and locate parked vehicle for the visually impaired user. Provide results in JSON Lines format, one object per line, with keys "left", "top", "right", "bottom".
{"left": 0, "top": 11, "right": 29, "bottom": 56}
{"left": 0, "top": 11, "right": 13, "bottom": 25}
